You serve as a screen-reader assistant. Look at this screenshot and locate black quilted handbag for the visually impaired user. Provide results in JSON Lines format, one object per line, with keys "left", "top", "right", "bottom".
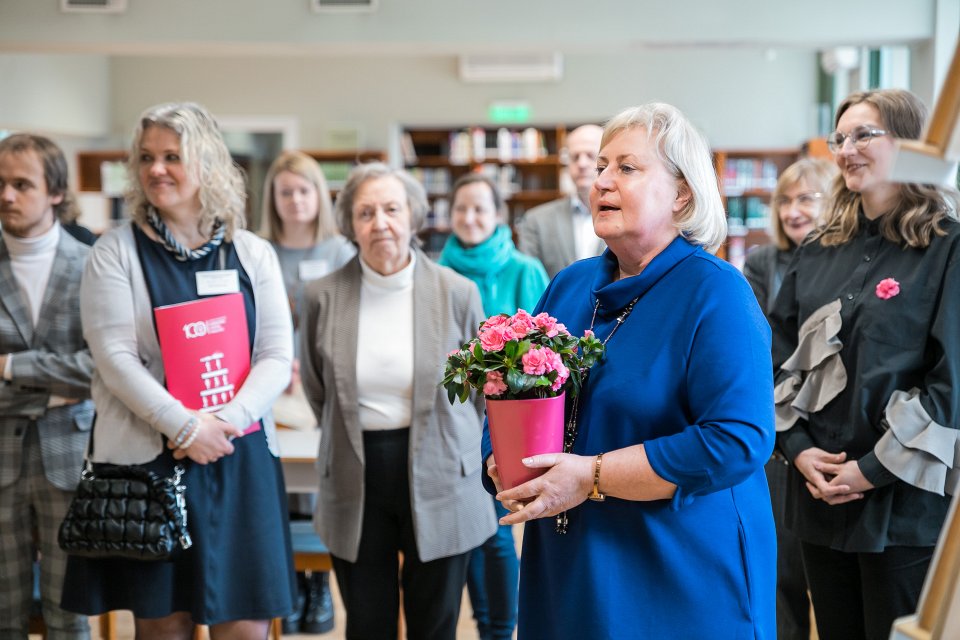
{"left": 58, "top": 462, "right": 193, "bottom": 561}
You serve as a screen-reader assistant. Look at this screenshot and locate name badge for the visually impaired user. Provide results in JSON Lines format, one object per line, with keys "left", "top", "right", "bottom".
{"left": 299, "top": 259, "right": 332, "bottom": 282}
{"left": 196, "top": 270, "right": 240, "bottom": 296}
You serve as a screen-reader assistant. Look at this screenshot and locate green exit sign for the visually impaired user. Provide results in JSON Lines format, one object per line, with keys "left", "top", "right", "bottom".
{"left": 488, "top": 101, "right": 531, "bottom": 124}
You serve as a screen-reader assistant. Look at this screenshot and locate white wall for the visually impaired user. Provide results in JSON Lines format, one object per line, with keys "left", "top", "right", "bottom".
{"left": 109, "top": 49, "right": 818, "bottom": 153}
{"left": 0, "top": 54, "right": 111, "bottom": 137}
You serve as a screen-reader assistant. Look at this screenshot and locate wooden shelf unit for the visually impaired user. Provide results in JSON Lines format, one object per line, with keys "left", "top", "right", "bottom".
{"left": 713, "top": 148, "right": 800, "bottom": 265}
{"left": 400, "top": 124, "right": 571, "bottom": 233}
{"left": 76, "top": 150, "right": 128, "bottom": 192}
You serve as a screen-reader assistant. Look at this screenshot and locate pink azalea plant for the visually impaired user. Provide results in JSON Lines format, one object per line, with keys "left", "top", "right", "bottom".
{"left": 442, "top": 309, "right": 605, "bottom": 404}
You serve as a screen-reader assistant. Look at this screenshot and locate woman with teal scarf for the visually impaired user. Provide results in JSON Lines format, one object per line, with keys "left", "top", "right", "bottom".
{"left": 438, "top": 173, "right": 548, "bottom": 639}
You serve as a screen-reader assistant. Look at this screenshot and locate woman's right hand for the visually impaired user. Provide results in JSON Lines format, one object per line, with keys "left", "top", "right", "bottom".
{"left": 170, "top": 412, "right": 245, "bottom": 464}
{"left": 794, "top": 447, "right": 864, "bottom": 505}
{"left": 487, "top": 455, "right": 527, "bottom": 514}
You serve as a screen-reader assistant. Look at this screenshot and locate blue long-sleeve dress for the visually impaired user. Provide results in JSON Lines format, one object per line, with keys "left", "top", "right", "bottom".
{"left": 482, "top": 236, "right": 776, "bottom": 639}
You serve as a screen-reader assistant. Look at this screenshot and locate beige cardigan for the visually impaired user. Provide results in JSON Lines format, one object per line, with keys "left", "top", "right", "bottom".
{"left": 80, "top": 223, "right": 293, "bottom": 464}
{"left": 300, "top": 251, "right": 497, "bottom": 563}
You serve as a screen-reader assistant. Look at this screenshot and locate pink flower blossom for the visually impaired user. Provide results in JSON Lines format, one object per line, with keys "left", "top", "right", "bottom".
{"left": 544, "top": 349, "right": 564, "bottom": 372}
{"left": 510, "top": 310, "right": 537, "bottom": 338}
{"left": 483, "top": 371, "right": 508, "bottom": 396}
{"left": 521, "top": 347, "right": 550, "bottom": 375}
{"left": 583, "top": 329, "right": 594, "bottom": 338}
{"left": 481, "top": 314, "right": 512, "bottom": 332}
{"left": 875, "top": 278, "right": 900, "bottom": 300}
{"left": 523, "top": 346, "right": 564, "bottom": 376}
{"left": 534, "top": 313, "right": 564, "bottom": 338}
{"left": 550, "top": 363, "right": 570, "bottom": 391}
{"left": 447, "top": 348, "right": 460, "bottom": 358}
{"left": 479, "top": 327, "right": 508, "bottom": 352}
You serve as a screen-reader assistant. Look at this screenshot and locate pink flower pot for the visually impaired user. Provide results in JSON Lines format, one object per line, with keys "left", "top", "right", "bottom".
{"left": 486, "top": 393, "right": 565, "bottom": 490}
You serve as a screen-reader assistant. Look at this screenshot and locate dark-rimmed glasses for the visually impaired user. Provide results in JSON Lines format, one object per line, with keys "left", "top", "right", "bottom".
{"left": 826, "top": 125, "right": 888, "bottom": 153}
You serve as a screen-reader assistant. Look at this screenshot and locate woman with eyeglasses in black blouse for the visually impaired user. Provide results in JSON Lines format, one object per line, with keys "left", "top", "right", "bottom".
{"left": 770, "top": 88, "right": 960, "bottom": 640}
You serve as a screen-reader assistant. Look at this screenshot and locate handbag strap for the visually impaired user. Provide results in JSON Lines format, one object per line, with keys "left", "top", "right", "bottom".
{"left": 81, "top": 413, "right": 188, "bottom": 481}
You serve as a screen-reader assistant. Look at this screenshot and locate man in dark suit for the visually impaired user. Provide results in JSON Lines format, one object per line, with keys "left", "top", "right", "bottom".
{"left": 0, "top": 134, "right": 94, "bottom": 638}
{"left": 516, "top": 124, "right": 606, "bottom": 278}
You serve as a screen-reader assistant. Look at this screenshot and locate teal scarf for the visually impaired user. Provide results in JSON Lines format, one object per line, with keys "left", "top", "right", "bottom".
{"left": 438, "top": 225, "right": 514, "bottom": 278}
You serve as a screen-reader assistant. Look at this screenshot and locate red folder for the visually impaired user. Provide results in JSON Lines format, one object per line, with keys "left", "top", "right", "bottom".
{"left": 154, "top": 293, "right": 260, "bottom": 435}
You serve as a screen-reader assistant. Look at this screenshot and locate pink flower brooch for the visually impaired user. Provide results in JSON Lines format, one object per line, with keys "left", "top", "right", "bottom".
{"left": 875, "top": 277, "right": 901, "bottom": 300}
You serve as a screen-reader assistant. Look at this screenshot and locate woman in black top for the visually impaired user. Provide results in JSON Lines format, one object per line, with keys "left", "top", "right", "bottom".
{"left": 771, "top": 88, "right": 960, "bottom": 640}
{"left": 743, "top": 157, "right": 835, "bottom": 640}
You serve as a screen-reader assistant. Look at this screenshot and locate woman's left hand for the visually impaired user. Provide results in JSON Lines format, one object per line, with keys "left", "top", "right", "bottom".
{"left": 809, "top": 459, "right": 874, "bottom": 505}
{"left": 495, "top": 453, "right": 594, "bottom": 525}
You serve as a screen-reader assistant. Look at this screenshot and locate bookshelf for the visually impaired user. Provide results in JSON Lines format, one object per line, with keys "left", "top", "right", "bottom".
{"left": 400, "top": 125, "right": 569, "bottom": 234}
{"left": 76, "top": 151, "right": 129, "bottom": 192}
{"left": 713, "top": 148, "right": 800, "bottom": 266}
{"left": 301, "top": 149, "right": 386, "bottom": 197}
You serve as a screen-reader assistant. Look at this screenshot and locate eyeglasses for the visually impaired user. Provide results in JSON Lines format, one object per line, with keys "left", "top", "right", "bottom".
{"left": 826, "top": 125, "right": 888, "bottom": 153}
{"left": 774, "top": 192, "right": 823, "bottom": 210}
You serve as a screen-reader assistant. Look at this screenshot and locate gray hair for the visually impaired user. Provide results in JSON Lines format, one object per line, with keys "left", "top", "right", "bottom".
{"left": 334, "top": 162, "right": 428, "bottom": 244}
{"left": 126, "top": 102, "right": 247, "bottom": 240}
{"left": 602, "top": 103, "right": 726, "bottom": 253}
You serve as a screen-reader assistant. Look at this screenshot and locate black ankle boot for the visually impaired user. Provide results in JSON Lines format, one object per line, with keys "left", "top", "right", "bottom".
{"left": 301, "top": 571, "right": 335, "bottom": 634}
{"left": 282, "top": 572, "right": 307, "bottom": 634}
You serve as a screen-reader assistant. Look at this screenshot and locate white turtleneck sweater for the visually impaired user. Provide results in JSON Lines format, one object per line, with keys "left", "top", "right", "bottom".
{"left": 356, "top": 252, "right": 415, "bottom": 431}
{"left": 3, "top": 222, "right": 70, "bottom": 406}
{"left": 6, "top": 221, "right": 60, "bottom": 327}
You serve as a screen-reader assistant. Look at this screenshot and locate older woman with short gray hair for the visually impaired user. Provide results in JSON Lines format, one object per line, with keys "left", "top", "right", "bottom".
{"left": 300, "top": 162, "right": 496, "bottom": 638}
{"left": 485, "top": 103, "right": 776, "bottom": 638}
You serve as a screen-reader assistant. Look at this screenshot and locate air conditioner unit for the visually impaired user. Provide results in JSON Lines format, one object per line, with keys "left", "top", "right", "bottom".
{"left": 310, "top": 0, "right": 378, "bottom": 13}
{"left": 459, "top": 53, "right": 563, "bottom": 83}
{"left": 60, "top": 0, "right": 127, "bottom": 13}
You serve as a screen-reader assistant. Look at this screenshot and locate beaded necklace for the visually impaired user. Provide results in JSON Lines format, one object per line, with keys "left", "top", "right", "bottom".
{"left": 555, "top": 294, "right": 640, "bottom": 534}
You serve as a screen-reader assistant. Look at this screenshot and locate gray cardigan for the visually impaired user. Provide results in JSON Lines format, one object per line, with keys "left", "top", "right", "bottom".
{"left": 300, "top": 251, "right": 497, "bottom": 562}
{"left": 80, "top": 223, "right": 293, "bottom": 464}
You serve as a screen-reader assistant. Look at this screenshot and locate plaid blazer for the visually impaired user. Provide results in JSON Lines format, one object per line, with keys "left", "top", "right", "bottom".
{"left": 0, "top": 230, "right": 94, "bottom": 490}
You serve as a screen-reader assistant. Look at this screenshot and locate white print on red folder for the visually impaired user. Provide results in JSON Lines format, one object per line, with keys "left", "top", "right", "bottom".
{"left": 199, "top": 352, "right": 234, "bottom": 412}
{"left": 182, "top": 315, "right": 227, "bottom": 339}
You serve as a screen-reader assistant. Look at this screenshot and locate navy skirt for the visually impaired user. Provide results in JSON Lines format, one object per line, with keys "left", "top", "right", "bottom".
{"left": 61, "top": 428, "right": 296, "bottom": 623}
{"left": 62, "top": 228, "right": 295, "bottom": 623}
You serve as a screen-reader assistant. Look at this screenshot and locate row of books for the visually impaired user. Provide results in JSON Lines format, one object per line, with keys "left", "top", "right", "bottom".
{"left": 726, "top": 196, "right": 771, "bottom": 230}
{"left": 722, "top": 158, "right": 779, "bottom": 194}
{"left": 402, "top": 128, "right": 550, "bottom": 165}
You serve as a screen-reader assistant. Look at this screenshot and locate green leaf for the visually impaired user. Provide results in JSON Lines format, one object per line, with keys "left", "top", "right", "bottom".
{"left": 515, "top": 340, "right": 531, "bottom": 358}
{"left": 446, "top": 384, "right": 458, "bottom": 405}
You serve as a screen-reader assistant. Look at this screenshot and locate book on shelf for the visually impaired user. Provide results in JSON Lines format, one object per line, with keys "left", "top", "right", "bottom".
{"left": 400, "top": 131, "right": 417, "bottom": 165}
{"left": 154, "top": 293, "right": 259, "bottom": 435}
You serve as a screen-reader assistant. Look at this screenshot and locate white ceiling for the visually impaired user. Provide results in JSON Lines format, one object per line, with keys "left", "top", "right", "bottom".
{"left": 0, "top": 0, "right": 939, "bottom": 57}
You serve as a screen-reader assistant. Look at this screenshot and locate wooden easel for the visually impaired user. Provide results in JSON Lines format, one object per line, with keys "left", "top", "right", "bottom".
{"left": 889, "top": 39, "right": 960, "bottom": 640}
{"left": 889, "top": 39, "right": 960, "bottom": 186}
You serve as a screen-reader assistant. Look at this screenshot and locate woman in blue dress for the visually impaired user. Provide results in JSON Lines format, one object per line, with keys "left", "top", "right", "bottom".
{"left": 61, "top": 102, "right": 296, "bottom": 638}
{"left": 438, "top": 173, "right": 548, "bottom": 640}
{"left": 483, "top": 103, "right": 776, "bottom": 639}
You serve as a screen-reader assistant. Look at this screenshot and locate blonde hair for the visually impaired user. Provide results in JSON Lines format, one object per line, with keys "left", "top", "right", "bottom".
{"left": 126, "top": 102, "right": 246, "bottom": 241}
{"left": 770, "top": 159, "right": 837, "bottom": 251}
{"left": 814, "top": 89, "right": 958, "bottom": 249}
{"left": 259, "top": 151, "right": 338, "bottom": 244}
{"left": 602, "top": 103, "right": 726, "bottom": 253}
